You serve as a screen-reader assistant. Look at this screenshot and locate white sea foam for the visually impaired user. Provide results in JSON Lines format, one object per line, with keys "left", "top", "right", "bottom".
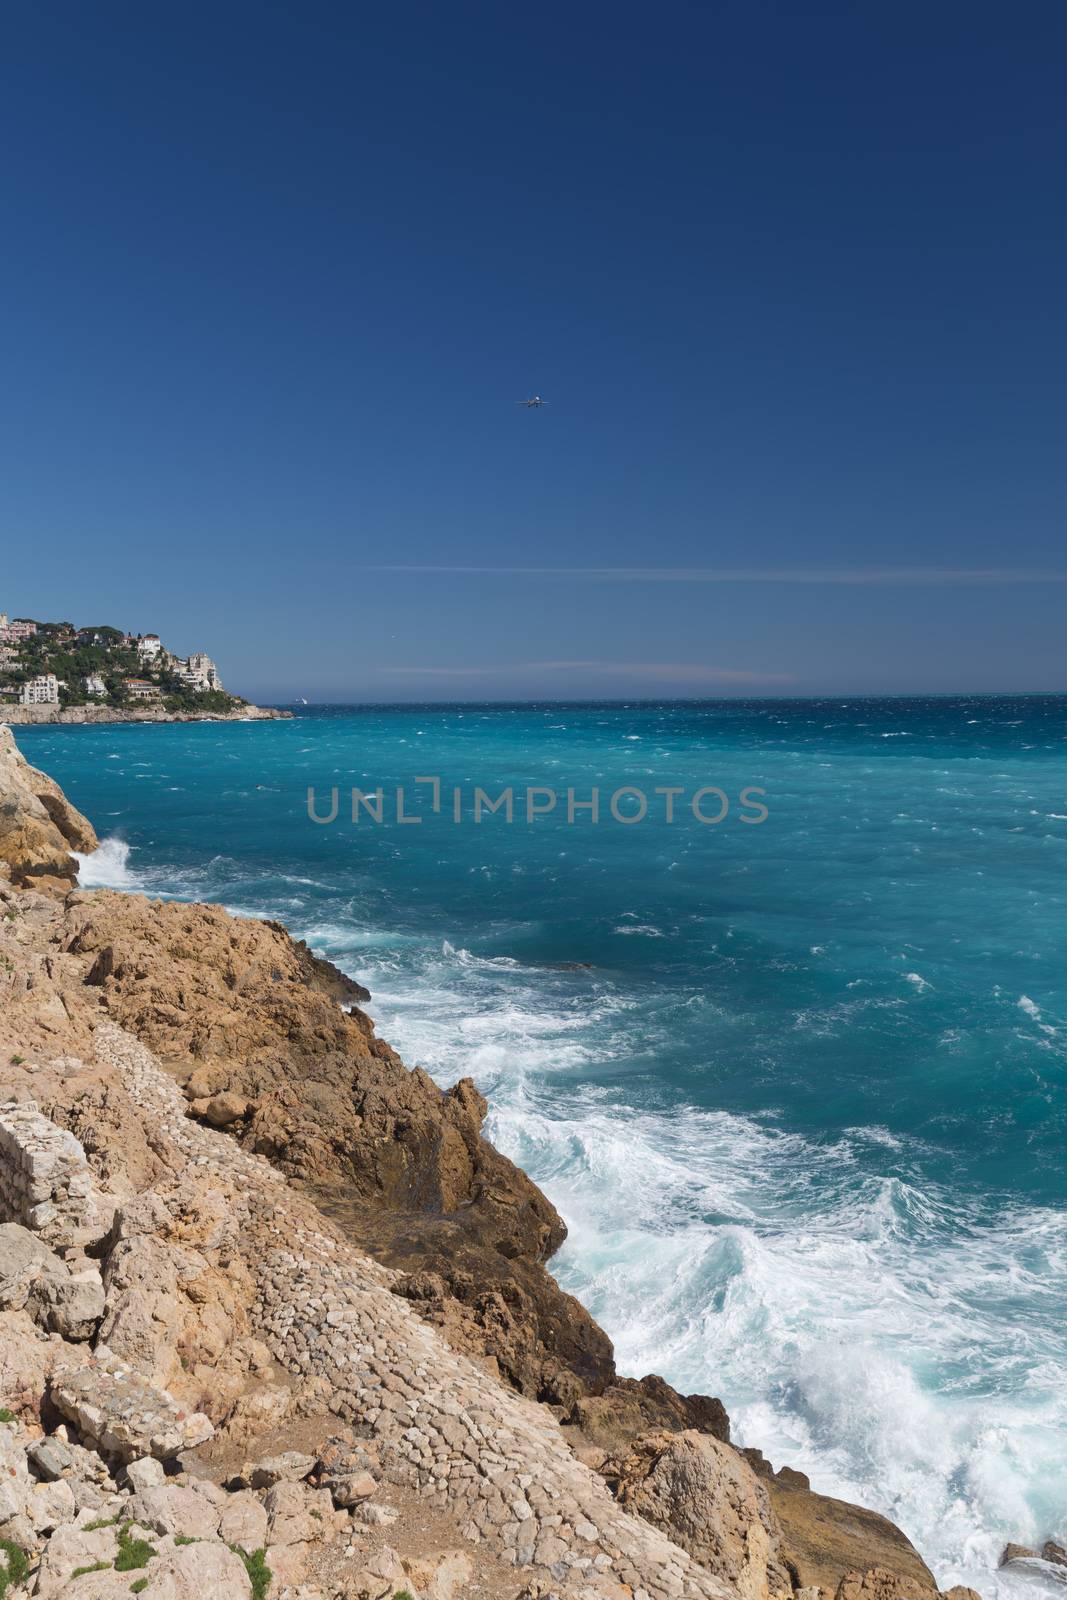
{"left": 73, "top": 836, "right": 143, "bottom": 889}
{"left": 348, "top": 943, "right": 1067, "bottom": 1598}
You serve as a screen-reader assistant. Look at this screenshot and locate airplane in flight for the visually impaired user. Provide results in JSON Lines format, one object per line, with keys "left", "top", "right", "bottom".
{"left": 516, "top": 395, "right": 549, "bottom": 408}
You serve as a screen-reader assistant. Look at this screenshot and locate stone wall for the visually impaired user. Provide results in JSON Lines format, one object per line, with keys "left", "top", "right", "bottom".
{"left": 0, "top": 1099, "right": 110, "bottom": 1249}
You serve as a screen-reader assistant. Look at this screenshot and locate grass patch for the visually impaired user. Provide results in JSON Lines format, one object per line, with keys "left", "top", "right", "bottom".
{"left": 231, "top": 1546, "right": 272, "bottom": 1600}
{"left": 114, "top": 1525, "right": 158, "bottom": 1573}
{"left": 8, "top": 1055, "right": 25, "bottom": 1066}
{"left": 71, "top": 1562, "right": 112, "bottom": 1580}
{"left": 0, "top": 1409, "right": 15, "bottom": 1424}
{"left": 0, "top": 1540, "right": 30, "bottom": 1599}
{"left": 84, "top": 1515, "right": 120, "bottom": 1532}
{"left": 173, "top": 1536, "right": 199, "bottom": 1546}
{"left": 130, "top": 1582, "right": 149, "bottom": 1595}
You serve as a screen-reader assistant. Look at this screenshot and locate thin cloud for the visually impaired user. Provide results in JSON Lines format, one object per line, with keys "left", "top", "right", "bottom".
{"left": 376, "top": 661, "right": 793, "bottom": 684}
{"left": 366, "top": 564, "right": 1067, "bottom": 586}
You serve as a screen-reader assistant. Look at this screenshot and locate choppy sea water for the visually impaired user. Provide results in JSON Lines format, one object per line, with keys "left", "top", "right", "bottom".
{"left": 21, "top": 698, "right": 1067, "bottom": 1593}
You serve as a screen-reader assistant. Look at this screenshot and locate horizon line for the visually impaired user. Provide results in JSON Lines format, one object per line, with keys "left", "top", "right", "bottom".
{"left": 364, "top": 564, "right": 1067, "bottom": 586}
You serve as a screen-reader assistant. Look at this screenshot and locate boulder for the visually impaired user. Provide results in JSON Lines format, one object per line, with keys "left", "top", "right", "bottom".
{"left": 30, "top": 1262, "right": 106, "bottom": 1341}
{"left": 218, "top": 1487, "right": 269, "bottom": 1552}
{"left": 0, "top": 1222, "right": 58, "bottom": 1309}
{"left": 50, "top": 1349, "right": 214, "bottom": 1462}
{"left": 346, "top": 1544, "right": 409, "bottom": 1600}
{"left": 28, "top": 1437, "right": 77, "bottom": 1481}
{"left": 247, "top": 1450, "right": 316, "bottom": 1488}
{"left": 1000, "top": 1544, "right": 1037, "bottom": 1565}
{"left": 0, "top": 1421, "right": 33, "bottom": 1526}
{"left": 329, "top": 1469, "right": 378, "bottom": 1506}
{"left": 315, "top": 1434, "right": 380, "bottom": 1507}
{"left": 263, "top": 1478, "right": 337, "bottom": 1545}
{"left": 125, "top": 1455, "right": 166, "bottom": 1492}
{"left": 189, "top": 1092, "right": 253, "bottom": 1127}
{"left": 0, "top": 1306, "right": 75, "bottom": 1418}
{"left": 1046, "top": 1544, "right": 1067, "bottom": 1571}
{"left": 28, "top": 1476, "right": 77, "bottom": 1533}
{"left": 128, "top": 1482, "right": 223, "bottom": 1539}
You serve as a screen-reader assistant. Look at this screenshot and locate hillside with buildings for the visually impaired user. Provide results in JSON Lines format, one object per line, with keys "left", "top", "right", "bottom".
{"left": 0, "top": 610, "right": 243, "bottom": 715}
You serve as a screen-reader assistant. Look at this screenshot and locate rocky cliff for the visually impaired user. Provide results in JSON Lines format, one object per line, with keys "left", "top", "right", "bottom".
{"left": 0, "top": 725, "right": 982, "bottom": 1600}
{"left": 0, "top": 726, "right": 98, "bottom": 888}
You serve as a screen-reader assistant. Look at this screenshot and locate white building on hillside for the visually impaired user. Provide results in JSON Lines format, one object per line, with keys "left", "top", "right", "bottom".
{"left": 20, "top": 674, "right": 61, "bottom": 706}
{"left": 181, "top": 652, "right": 221, "bottom": 691}
{"left": 85, "top": 674, "right": 107, "bottom": 696}
{"left": 123, "top": 678, "right": 161, "bottom": 701}
{"left": 137, "top": 634, "right": 162, "bottom": 662}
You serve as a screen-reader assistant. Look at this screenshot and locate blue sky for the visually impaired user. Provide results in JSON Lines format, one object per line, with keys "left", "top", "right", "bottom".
{"left": 2, "top": 1, "right": 1065, "bottom": 701}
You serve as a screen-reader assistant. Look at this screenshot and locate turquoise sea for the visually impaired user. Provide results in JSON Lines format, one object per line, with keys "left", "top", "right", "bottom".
{"left": 21, "top": 698, "right": 1067, "bottom": 1592}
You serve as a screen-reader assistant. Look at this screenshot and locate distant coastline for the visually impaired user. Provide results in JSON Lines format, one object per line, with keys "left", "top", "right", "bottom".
{"left": 0, "top": 609, "right": 290, "bottom": 722}
{"left": 3, "top": 701, "right": 291, "bottom": 725}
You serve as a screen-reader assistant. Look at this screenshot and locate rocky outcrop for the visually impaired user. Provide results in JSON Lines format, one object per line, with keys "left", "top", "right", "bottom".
{"left": 603, "top": 1431, "right": 793, "bottom": 1600}
{"left": 3, "top": 703, "right": 290, "bottom": 724}
{"left": 64, "top": 888, "right": 617, "bottom": 1407}
{"left": 0, "top": 723, "right": 97, "bottom": 885}
{"left": 743, "top": 1454, "right": 938, "bottom": 1596}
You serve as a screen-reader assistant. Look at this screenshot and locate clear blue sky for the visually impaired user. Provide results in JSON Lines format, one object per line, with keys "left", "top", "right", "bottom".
{"left": 3, "top": 2, "right": 1065, "bottom": 701}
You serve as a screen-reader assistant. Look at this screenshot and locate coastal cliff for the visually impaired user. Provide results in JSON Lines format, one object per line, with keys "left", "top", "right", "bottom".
{"left": 0, "top": 726, "right": 980, "bottom": 1600}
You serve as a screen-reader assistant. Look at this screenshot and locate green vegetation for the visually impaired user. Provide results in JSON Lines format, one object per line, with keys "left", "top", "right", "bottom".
{"left": 84, "top": 1516, "right": 120, "bottom": 1532}
{"left": 130, "top": 1580, "right": 149, "bottom": 1593}
{"left": 0, "top": 616, "right": 242, "bottom": 714}
{"left": 70, "top": 1562, "right": 111, "bottom": 1580}
{"left": 161, "top": 686, "right": 244, "bottom": 714}
{"left": 0, "top": 1409, "right": 15, "bottom": 1424}
{"left": 173, "top": 1535, "right": 199, "bottom": 1546}
{"left": 231, "top": 1546, "right": 272, "bottom": 1600}
{"left": 0, "top": 1538, "right": 29, "bottom": 1600}
{"left": 8, "top": 1055, "right": 25, "bottom": 1067}
{"left": 114, "top": 1525, "right": 158, "bottom": 1572}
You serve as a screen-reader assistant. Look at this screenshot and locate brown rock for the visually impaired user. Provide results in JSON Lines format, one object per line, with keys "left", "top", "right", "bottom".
{"left": 603, "top": 1429, "right": 793, "bottom": 1600}
{"left": 190, "top": 1091, "right": 253, "bottom": 1127}
{"left": 0, "top": 725, "right": 98, "bottom": 887}
{"left": 63, "top": 887, "right": 615, "bottom": 1402}
{"left": 746, "top": 1452, "right": 938, "bottom": 1596}
{"left": 999, "top": 1544, "right": 1036, "bottom": 1565}
{"left": 836, "top": 1571, "right": 929, "bottom": 1600}
{"left": 1044, "top": 1542, "right": 1067, "bottom": 1570}
{"left": 565, "top": 1373, "right": 730, "bottom": 1453}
